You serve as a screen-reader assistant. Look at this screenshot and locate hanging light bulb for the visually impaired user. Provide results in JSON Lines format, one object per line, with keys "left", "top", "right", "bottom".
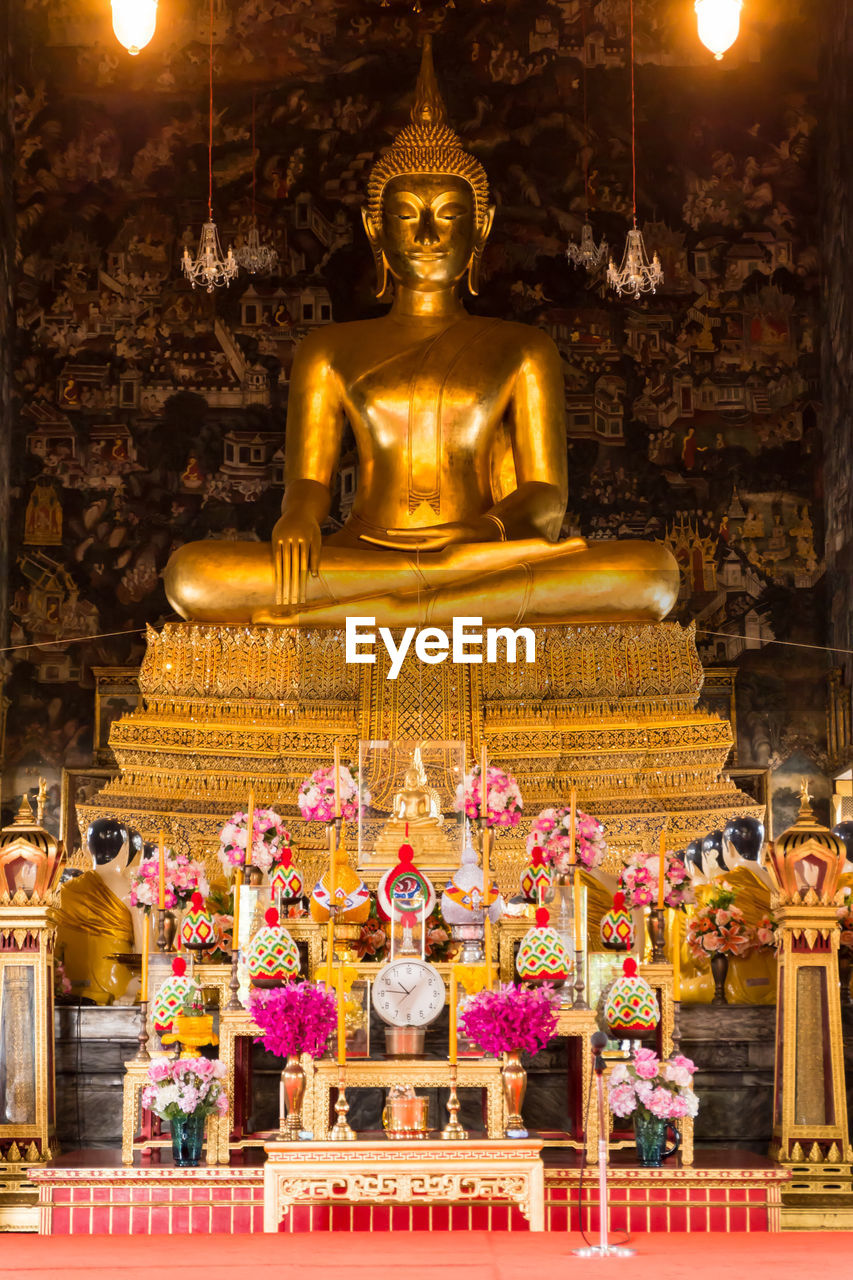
{"left": 236, "top": 224, "right": 278, "bottom": 275}
{"left": 182, "top": 223, "right": 238, "bottom": 292}
{"left": 695, "top": 0, "right": 743, "bottom": 61}
{"left": 181, "top": 0, "right": 237, "bottom": 293}
{"left": 111, "top": 0, "right": 158, "bottom": 56}
{"left": 607, "top": 220, "right": 663, "bottom": 299}
{"left": 567, "top": 222, "right": 608, "bottom": 272}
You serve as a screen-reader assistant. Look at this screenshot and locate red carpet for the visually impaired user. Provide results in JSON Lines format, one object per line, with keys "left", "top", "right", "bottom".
{"left": 2, "top": 1231, "right": 849, "bottom": 1279}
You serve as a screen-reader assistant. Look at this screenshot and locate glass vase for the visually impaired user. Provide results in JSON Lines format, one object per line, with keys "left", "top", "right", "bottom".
{"left": 633, "top": 1110, "right": 680, "bottom": 1167}
{"left": 171, "top": 1111, "right": 205, "bottom": 1167}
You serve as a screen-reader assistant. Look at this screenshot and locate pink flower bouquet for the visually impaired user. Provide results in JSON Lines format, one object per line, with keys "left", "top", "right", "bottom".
{"left": 608, "top": 1050, "right": 699, "bottom": 1122}
{"left": 218, "top": 807, "right": 290, "bottom": 875}
{"left": 142, "top": 1057, "right": 228, "bottom": 1121}
{"left": 686, "top": 883, "right": 752, "bottom": 961}
{"left": 619, "top": 849, "right": 694, "bottom": 910}
{"left": 129, "top": 850, "right": 209, "bottom": 912}
{"left": 752, "top": 913, "right": 778, "bottom": 952}
{"left": 297, "top": 765, "right": 369, "bottom": 824}
{"left": 250, "top": 981, "right": 338, "bottom": 1059}
{"left": 459, "top": 983, "right": 559, "bottom": 1057}
{"left": 526, "top": 806, "right": 606, "bottom": 874}
{"left": 456, "top": 765, "right": 523, "bottom": 828}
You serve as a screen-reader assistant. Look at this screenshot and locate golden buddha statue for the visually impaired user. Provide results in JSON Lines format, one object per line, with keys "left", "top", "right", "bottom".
{"left": 164, "top": 38, "right": 678, "bottom": 628}
{"left": 366, "top": 745, "right": 458, "bottom": 876}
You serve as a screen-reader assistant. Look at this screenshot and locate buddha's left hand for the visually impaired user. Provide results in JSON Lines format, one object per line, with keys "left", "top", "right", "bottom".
{"left": 361, "top": 517, "right": 502, "bottom": 552}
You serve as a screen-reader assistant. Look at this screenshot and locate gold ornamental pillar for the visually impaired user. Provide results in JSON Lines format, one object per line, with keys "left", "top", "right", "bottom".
{"left": 0, "top": 794, "right": 64, "bottom": 1231}
{"left": 766, "top": 783, "right": 853, "bottom": 1220}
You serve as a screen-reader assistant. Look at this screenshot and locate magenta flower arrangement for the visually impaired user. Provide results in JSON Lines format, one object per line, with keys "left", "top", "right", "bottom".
{"left": 218, "top": 807, "right": 290, "bottom": 874}
{"left": 250, "top": 981, "right": 338, "bottom": 1059}
{"left": 455, "top": 765, "right": 523, "bottom": 828}
{"left": 297, "top": 765, "right": 369, "bottom": 824}
{"left": 142, "top": 1057, "right": 228, "bottom": 1121}
{"left": 128, "top": 850, "right": 209, "bottom": 912}
{"left": 608, "top": 1050, "right": 699, "bottom": 1122}
{"left": 526, "top": 806, "right": 606, "bottom": 874}
{"left": 619, "top": 849, "right": 694, "bottom": 910}
{"left": 459, "top": 983, "right": 559, "bottom": 1057}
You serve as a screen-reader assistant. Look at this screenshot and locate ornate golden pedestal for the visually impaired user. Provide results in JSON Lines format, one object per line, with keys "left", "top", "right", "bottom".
{"left": 81, "top": 621, "right": 759, "bottom": 890}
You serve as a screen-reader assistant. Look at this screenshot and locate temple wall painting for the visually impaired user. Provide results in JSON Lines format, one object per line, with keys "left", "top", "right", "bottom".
{"left": 2, "top": 0, "right": 836, "bottom": 840}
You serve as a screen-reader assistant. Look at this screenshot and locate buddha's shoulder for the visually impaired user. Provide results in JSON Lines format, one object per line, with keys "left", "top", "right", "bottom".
{"left": 294, "top": 314, "right": 558, "bottom": 363}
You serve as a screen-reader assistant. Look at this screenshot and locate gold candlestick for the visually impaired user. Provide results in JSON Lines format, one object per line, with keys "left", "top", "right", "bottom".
{"left": 441, "top": 1063, "right": 467, "bottom": 1140}
{"left": 329, "top": 1066, "right": 357, "bottom": 1141}
{"left": 226, "top": 864, "right": 244, "bottom": 1011}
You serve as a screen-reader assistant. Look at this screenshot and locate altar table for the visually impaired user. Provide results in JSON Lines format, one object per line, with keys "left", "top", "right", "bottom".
{"left": 262, "top": 1138, "right": 545, "bottom": 1232}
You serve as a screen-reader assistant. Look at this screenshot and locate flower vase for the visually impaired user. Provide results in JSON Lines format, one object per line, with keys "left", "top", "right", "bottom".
{"left": 710, "top": 952, "right": 729, "bottom": 1004}
{"left": 280, "top": 1055, "right": 306, "bottom": 1138}
{"left": 633, "top": 1110, "right": 680, "bottom": 1167}
{"left": 839, "top": 952, "right": 852, "bottom": 1006}
{"left": 502, "top": 1049, "right": 528, "bottom": 1138}
{"left": 171, "top": 1112, "right": 205, "bottom": 1167}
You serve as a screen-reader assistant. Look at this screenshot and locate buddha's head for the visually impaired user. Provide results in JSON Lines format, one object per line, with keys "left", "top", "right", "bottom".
{"left": 363, "top": 37, "right": 494, "bottom": 297}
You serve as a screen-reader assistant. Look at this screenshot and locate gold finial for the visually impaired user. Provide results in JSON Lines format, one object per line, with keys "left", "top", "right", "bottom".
{"left": 411, "top": 34, "right": 446, "bottom": 128}
{"left": 798, "top": 776, "right": 815, "bottom": 819}
{"left": 37, "top": 777, "right": 47, "bottom": 825}
{"left": 12, "top": 794, "right": 36, "bottom": 827}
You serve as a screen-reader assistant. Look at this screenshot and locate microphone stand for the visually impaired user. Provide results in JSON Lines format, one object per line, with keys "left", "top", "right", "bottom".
{"left": 574, "top": 1035, "right": 634, "bottom": 1259}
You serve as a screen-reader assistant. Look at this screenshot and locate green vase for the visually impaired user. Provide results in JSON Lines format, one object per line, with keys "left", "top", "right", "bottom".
{"left": 171, "top": 1111, "right": 205, "bottom": 1167}
{"left": 633, "top": 1110, "right": 681, "bottom": 1168}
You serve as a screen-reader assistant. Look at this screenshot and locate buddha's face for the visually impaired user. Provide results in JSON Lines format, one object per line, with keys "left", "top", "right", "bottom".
{"left": 379, "top": 174, "right": 478, "bottom": 291}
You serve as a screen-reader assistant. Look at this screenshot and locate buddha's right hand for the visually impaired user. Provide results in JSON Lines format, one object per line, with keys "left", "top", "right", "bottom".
{"left": 272, "top": 510, "right": 322, "bottom": 607}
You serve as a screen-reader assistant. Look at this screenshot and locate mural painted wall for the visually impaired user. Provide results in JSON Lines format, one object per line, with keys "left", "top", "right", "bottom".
{"left": 4, "top": 0, "right": 833, "bottom": 839}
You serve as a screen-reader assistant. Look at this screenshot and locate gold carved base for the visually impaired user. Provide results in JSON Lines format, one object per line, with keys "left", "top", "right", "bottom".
{"left": 81, "top": 621, "right": 760, "bottom": 888}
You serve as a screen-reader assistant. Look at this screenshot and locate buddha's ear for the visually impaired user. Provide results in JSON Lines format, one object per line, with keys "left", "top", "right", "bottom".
{"left": 467, "top": 205, "right": 495, "bottom": 298}
{"left": 361, "top": 207, "right": 390, "bottom": 299}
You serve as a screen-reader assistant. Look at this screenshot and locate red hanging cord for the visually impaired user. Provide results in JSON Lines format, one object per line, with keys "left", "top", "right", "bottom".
{"left": 207, "top": 0, "right": 214, "bottom": 221}
{"left": 628, "top": 0, "right": 637, "bottom": 225}
{"left": 251, "top": 91, "right": 257, "bottom": 222}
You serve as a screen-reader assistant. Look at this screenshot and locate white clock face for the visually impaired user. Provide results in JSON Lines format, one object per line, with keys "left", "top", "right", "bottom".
{"left": 371, "top": 958, "right": 446, "bottom": 1028}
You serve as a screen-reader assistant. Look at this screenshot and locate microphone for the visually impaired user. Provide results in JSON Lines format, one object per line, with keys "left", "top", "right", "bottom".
{"left": 590, "top": 1029, "right": 608, "bottom": 1073}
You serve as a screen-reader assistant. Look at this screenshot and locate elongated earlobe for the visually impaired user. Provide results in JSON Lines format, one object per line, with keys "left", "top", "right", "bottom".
{"left": 362, "top": 206, "right": 390, "bottom": 299}
{"left": 466, "top": 249, "right": 482, "bottom": 297}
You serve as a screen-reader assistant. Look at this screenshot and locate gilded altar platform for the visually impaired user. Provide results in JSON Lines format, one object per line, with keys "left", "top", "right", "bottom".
{"left": 29, "top": 1148, "right": 788, "bottom": 1235}
{"left": 80, "top": 620, "right": 759, "bottom": 887}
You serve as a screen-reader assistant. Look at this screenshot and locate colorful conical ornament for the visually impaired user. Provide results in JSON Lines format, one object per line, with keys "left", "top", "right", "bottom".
{"left": 270, "top": 849, "right": 303, "bottom": 901}
{"left": 516, "top": 907, "right": 572, "bottom": 982}
{"left": 602, "top": 957, "right": 660, "bottom": 1038}
{"left": 600, "top": 891, "right": 634, "bottom": 951}
{"left": 441, "top": 832, "right": 504, "bottom": 925}
{"left": 377, "top": 841, "right": 436, "bottom": 920}
{"left": 180, "top": 891, "right": 219, "bottom": 952}
{"left": 520, "top": 845, "right": 551, "bottom": 903}
{"left": 151, "top": 956, "right": 199, "bottom": 1036}
{"left": 246, "top": 906, "right": 301, "bottom": 987}
{"left": 309, "top": 825, "right": 371, "bottom": 924}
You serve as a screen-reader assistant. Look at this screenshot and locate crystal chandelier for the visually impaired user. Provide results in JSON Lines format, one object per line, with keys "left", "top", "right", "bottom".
{"left": 112, "top": 0, "right": 157, "bottom": 56}
{"left": 235, "top": 94, "right": 278, "bottom": 276}
{"left": 181, "top": 0, "right": 237, "bottom": 293}
{"left": 607, "top": 0, "right": 664, "bottom": 300}
{"left": 695, "top": 0, "right": 743, "bottom": 60}
{"left": 606, "top": 220, "right": 662, "bottom": 298}
{"left": 567, "top": 222, "right": 608, "bottom": 271}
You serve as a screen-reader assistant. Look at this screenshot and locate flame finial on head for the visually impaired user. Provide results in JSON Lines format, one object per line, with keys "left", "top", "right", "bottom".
{"left": 365, "top": 35, "right": 490, "bottom": 230}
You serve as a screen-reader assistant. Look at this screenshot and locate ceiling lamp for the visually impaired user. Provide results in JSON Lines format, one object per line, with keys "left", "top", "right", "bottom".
{"left": 607, "top": 0, "right": 663, "bottom": 300}
{"left": 695, "top": 0, "right": 743, "bottom": 61}
{"left": 566, "top": 6, "right": 607, "bottom": 272}
{"left": 111, "top": 0, "right": 158, "bottom": 56}
{"left": 235, "top": 94, "right": 278, "bottom": 276}
{"left": 182, "top": 0, "right": 237, "bottom": 293}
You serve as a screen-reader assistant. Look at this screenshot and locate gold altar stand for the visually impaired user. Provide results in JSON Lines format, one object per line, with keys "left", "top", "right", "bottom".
{"left": 262, "top": 1138, "right": 545, "bottom": 1232}
{"left": 305, "top": 1059, "right": 504, "bottom": 1141}
{"left": 82, "top": 621, "right": 761, "bottom": 887}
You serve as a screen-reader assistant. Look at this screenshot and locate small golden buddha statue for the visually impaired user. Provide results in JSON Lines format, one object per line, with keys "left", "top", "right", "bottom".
{"left": 366, "top": 745, "right": 458, "bottom": 876}
{"left": 164, "top": 38, "right": 678, "bottom": 627}
{"left": 392, "top": 746, "right": 444, "bottom": 828}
